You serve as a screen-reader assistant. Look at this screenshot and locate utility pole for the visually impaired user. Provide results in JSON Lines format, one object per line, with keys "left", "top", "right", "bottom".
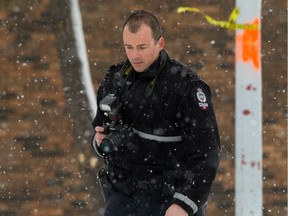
{"left": 235, "top": 1, "right": 262, "bottom": 216}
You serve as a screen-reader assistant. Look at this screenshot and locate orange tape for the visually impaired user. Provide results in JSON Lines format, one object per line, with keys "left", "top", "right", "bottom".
{"left": 236, "top": 19, "right": 261, "bottom": 70}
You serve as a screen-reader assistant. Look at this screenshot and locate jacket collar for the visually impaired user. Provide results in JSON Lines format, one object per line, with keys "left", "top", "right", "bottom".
{"left": 131, "top": 49, "right": 169, "bottom": 79}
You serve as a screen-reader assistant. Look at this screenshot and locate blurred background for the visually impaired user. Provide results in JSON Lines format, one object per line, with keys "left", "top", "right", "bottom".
{"left": 0, "top": 0, "right": 286, "bottom": 215}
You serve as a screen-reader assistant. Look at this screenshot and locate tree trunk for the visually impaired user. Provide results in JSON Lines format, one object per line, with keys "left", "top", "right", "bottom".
{"left": 47, "top": 0, "right": 104, "bottom": 214}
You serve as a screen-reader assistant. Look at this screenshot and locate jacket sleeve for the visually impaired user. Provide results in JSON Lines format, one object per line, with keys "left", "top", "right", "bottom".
{"left": 173, "top": 80, "right": 221, "bottom": 215}
{"left": 91, "top": 67, "right": 117, "bottom": 157}
{"left": 92, "top": 67, "right": 117, "bottom": 128}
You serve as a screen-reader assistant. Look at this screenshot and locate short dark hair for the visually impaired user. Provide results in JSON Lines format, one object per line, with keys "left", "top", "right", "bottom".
{"left": 123, "top": 10, "right": 162, "bottom": 42}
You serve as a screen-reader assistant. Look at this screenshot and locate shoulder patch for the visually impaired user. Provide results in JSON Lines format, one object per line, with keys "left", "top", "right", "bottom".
{"left": 196, "top": 88, "right": 209, "bottom": 110}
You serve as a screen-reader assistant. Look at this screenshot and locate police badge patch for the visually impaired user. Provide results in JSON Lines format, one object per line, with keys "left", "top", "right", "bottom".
{"left": 196, "top": 88, "right": 209, "bottom": 110}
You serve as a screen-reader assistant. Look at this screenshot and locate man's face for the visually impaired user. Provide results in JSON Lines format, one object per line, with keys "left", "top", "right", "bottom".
{"left": 123, "top": 24, "right": 164, "bottom": 72}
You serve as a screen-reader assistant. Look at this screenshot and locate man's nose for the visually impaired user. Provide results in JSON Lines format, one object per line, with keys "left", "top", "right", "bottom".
{"left": 129, "top": 49, "right": 140, "bottom": 59}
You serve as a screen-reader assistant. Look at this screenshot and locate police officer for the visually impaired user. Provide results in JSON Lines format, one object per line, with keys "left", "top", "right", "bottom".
{"left": 92, "top": 10, "right": 221, "bottom": 216}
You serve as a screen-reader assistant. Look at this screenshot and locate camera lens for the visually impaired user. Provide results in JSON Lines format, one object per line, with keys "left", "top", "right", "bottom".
{"left": 99, "top": 139, "right": 114, "bottom": 153}
{"left": 99, "top": 125, "right": 129, "bottom": 154}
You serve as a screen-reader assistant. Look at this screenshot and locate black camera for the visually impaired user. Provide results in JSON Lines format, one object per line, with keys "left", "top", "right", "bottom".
{"left": 98, "top": 94, "right": 132, "bottom": 154}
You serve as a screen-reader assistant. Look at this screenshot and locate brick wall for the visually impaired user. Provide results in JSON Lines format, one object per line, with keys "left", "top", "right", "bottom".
{"left": 0, "top": 0, "right": 286, "bottom": 215}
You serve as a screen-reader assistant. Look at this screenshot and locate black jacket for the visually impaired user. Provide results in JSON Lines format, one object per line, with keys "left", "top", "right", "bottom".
{"left": 92, "top": 50, "right": 221, "bottom": 215}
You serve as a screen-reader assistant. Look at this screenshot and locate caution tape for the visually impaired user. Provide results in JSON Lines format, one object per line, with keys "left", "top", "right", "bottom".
{"left": 177, "top": 7, "right": 258, "bottom": 30}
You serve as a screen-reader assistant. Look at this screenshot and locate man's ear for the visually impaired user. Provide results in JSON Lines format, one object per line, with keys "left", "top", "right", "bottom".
{"left": 158, "top": 37, "right": 165, "bottom": 49}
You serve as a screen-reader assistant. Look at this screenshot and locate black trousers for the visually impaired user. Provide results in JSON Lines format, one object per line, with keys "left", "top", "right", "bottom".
{"left": 103, "top": 186, "right": 206, "bottom": 216}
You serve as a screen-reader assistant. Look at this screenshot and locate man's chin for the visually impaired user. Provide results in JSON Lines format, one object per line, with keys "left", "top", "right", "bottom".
{"left": 133, "top": 65, "right": 146, "bottom": 72}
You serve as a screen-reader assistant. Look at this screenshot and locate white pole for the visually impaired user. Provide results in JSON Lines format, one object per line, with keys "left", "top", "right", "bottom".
{"left": 70, "top": 0, "right": 97, "bottom": 118}
{"left": 235, "top": 1, "right": 262, "bottom": 216}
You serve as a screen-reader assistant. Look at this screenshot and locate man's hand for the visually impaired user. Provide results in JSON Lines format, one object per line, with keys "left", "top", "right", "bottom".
{"left": 165, "top": 204, "right": 188, "bottom": 216}
{"left": 95, "top": 126, "right": 106, "bottom": 146}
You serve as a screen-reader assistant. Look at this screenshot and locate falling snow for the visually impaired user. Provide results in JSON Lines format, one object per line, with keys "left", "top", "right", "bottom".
{"left": 0, "top": 0, "right": 286, "bottom": 216}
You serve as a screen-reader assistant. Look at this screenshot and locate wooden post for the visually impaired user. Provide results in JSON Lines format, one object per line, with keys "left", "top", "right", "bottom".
{"left": 235, "top": 1, "right": 263, "bottom": 215}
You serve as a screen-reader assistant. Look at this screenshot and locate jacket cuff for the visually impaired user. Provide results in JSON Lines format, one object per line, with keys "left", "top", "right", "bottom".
{"left": 172, "top": 192, "right": 198, "bottom": 215}
{"left": 91, "top": 134, "right": 105, "bottom": 158}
